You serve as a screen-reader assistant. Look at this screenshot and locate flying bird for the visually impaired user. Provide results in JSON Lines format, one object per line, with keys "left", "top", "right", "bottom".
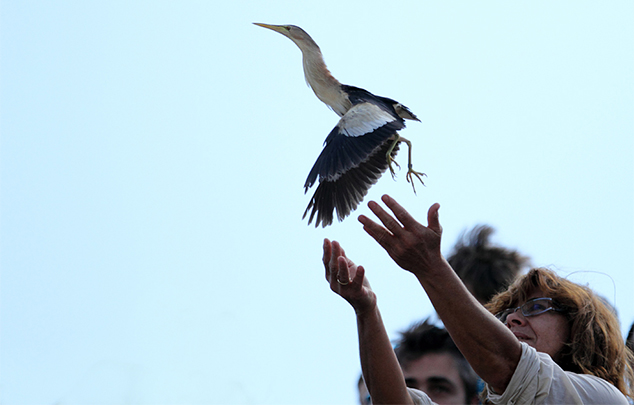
{"left": 254, "top": 23, "right": 425, "bottom": 227}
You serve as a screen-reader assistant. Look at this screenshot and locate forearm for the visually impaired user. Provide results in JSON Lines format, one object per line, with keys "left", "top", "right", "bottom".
{"left": 356, "top": 306, "right": 413, "bottom": 405}
{"left": 415, "top": 257, "right": 521, "bottom": 392}
{"left": 358, "top": 197, "right": 521, "bottom": 393}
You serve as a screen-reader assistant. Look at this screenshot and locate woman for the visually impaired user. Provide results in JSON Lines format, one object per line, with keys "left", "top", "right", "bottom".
{"left": 324, "top": 195, "right": 633, "bottom": 404}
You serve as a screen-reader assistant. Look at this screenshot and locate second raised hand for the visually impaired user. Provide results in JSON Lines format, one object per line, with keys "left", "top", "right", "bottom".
{"left": 358, "top": 195, "right": 444, "bottom": 277}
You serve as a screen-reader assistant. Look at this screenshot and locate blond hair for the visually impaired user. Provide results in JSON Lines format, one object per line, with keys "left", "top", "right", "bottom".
{"left": 486, "top": 268, "right": 634, "bottom": 399}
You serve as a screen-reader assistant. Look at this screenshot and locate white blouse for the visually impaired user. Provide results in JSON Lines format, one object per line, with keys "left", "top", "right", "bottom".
{"left": 408, "top": 342, "right": 628, "bottom": 405}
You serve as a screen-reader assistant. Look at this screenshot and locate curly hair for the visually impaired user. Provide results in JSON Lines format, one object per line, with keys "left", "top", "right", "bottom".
{"left": 447, "top": 225, "right": 529, "bottom": 304}
{"left": 486, "top": 267, "right": 634, "bottom": 399}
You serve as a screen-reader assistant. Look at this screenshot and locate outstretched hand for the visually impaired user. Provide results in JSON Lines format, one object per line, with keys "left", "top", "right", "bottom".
{"left": 323, "top": 239, "right": 376, "bottom": 315}
{"left": 358, "top": 195, "right": 444, "bottom": 278}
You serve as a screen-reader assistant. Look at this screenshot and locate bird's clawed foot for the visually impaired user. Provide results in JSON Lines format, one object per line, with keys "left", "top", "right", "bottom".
{"left": 388, "top": 155, "right": 401, "bottom": 179}
{"left": 405, "top": 165, "right": 426, "bottom": 194}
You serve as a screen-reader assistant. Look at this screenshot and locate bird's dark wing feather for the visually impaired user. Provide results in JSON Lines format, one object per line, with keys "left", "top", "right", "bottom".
{"left": 302, "top": 101, "right": 405, "bottom": 227}
{"left": 304, "top": 102, "right": 404, "bottom": 189}
{"left": 303, "top": 139, "right": 400, "bottom": 228}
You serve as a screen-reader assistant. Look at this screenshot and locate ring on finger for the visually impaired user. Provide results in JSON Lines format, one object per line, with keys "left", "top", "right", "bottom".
{"left": 337, "top": 278, "right": 350, "bottom": 286}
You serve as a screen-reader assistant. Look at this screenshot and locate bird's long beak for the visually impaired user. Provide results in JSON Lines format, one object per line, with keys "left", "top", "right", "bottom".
{"left": 253, "top": 23, "right": 288, "bottom": 35}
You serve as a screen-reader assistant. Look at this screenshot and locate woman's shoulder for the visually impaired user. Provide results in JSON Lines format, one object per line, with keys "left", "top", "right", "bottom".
{"left": 487, "top": 342, "right": 629, "bottom": 404}
{"left": 533, "top": 344, "right": 629, "bottom": 404}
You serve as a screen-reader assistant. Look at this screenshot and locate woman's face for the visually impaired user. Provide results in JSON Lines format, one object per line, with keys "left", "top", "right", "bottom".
{"left": 504, "top": 288, "right": 570, "bottom": 360}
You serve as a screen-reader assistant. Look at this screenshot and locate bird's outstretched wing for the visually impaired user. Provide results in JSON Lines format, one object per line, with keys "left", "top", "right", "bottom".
{"left": 303, "top": 102, "right": 404, "bottom": 227}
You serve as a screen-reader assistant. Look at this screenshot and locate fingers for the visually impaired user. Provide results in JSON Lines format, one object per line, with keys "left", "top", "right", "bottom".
{"left": 323, "top": 238, "right": 331, "bottom": 263}
{"left": 359, "top": 195, "right": 410, "bottom": 249}
{"left": 321, "top": 240, "right": 375, "bottom": 313}
{"left": 359, "top": 213, "right": 393, "bottom": 250}
{"left": 323, "top": 239, "right": 342, "bottom": 282}
{"left": 324, "top": 239, "right": 354, "bottom": 286}
{"left": 427, "top": 203, "right": 442, "bottom": 236}
{"left": 329, "top": 240, "right": 343, "bottom": 282}
{"left": 352, "top": 265, "right": 365, "bottom": 285}
{"left": 364, "top": 195, "right": 441, "bottom": 234}
{"left": 335, "top": 259, "right": 368, "bottom": 292}
{"left": 337, "top": 256, "right": 351, "bottom": 285}
{"left": 360, "top": 196, "right": 443, "bottom": 257}
{"left": 368, "top": 200, "right": 403, "bottom": 237}
{"left": 331, "top": 240, "right": 343, "bottom": 264}
{"left": 381, "top": 195, "right": 419, "bottom": 230}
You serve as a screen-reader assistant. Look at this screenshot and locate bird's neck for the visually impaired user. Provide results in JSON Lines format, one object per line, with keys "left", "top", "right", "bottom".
{"left": 301, "top": 48, "right": 350, "bottom": 116}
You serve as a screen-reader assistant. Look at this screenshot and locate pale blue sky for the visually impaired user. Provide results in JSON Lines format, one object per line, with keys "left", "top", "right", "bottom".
{"left": 2, "top": 1, "right": 633, "bottom": 404}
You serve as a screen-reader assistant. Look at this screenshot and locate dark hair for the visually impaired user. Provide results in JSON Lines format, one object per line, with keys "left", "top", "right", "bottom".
{"left": 394, "top": 319, "right": 479, "bottom": 403}
{"left": 487, "top": 268, "right": 634, "bottom": 399}
{"left": 448, "top": 225, "right": 529, "bottom": 304}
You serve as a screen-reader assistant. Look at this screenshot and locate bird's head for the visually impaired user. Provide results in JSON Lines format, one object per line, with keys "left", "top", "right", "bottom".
{"left": 253, "top": 23, "right": 318, "bottom": 52}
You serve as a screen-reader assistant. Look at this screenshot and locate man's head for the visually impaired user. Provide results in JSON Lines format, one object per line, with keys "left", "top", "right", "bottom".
{"left": 394, "top": 319, "right": 479, "bottom": 405}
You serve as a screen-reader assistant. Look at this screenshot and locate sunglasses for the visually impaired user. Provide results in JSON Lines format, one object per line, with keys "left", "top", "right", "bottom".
{"left": 495, "top": 297, "right": 564, "bottom": 323}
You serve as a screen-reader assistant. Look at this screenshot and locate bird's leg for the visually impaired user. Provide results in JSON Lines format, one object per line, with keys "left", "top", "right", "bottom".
{"left": 399, "top": 137, "right": 426, "bottom": 194}
{"left": 386, "top": 135, "right": 401, "bottom": 179}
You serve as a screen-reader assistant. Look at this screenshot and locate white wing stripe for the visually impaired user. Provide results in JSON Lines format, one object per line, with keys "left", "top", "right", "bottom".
{"left": 338, "top": 103, "right": 396, "bottom": 137}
